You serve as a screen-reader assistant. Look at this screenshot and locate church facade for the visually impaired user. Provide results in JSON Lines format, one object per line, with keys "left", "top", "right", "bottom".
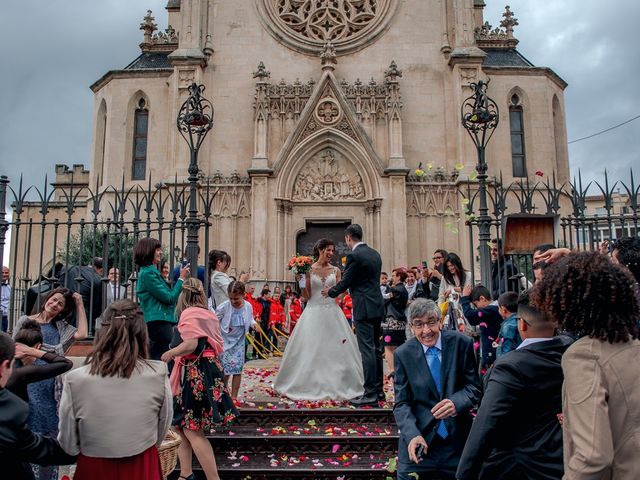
{"left": 88, "top": 0, "right": 569, "bottom": 280}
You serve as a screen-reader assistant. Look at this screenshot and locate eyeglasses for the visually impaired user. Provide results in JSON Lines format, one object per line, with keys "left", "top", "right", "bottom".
{"left": 432, "top": 256, "right": 442, "bottom": 260}
{"left": 412, "top": 319, "right": 439, "bottom": 329}
{"left": 515, "top": 316, "right": 532, "bottom": 326}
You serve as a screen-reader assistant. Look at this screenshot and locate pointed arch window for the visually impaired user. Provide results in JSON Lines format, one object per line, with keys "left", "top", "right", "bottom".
{"left": 509, "top": 94, "right": 527, "bottom": 177}
{"left": 132, "top": 98, "right": 148, "bottom": 180}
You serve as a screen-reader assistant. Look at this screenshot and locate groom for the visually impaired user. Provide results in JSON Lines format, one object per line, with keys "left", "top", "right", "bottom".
{"left": 322, "top": 224, "right": 385, "bottom": 406}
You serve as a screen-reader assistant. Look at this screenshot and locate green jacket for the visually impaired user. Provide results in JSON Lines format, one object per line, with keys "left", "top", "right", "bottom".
{"left": 136, "top": 265, "right": 183, "bottom": 323}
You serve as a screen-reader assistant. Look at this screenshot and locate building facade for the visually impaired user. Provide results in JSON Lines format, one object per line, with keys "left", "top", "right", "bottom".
{"left": 83, "top": 0, "right": 568, "bottom": 279}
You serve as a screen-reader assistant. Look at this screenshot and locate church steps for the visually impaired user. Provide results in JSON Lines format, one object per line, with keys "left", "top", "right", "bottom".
{"left": 171, "top": 406, "right": 398, "bottom": 479}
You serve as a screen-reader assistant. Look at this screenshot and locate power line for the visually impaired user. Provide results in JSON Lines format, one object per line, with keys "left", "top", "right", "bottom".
{"left": 568, "top": 114, "right": 640, "bottom": 144}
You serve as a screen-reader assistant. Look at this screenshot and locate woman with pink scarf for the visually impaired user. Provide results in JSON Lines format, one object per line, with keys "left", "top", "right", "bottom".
{"left": 161, "top": 278, "right": 237, "bottom": 480}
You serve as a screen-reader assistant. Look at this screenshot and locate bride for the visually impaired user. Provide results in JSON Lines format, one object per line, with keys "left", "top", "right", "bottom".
{"left": 274, "top": 238, "right": 364, "bottom": 400}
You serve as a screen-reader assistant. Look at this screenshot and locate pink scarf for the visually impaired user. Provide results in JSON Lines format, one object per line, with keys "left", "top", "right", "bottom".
{"left": 169, "top": 306, "right": 223, "bottom": 396}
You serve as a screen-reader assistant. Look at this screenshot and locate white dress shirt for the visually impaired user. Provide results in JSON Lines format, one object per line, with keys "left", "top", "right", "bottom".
{"left": 516, "top": 337, "right": 555, "bottom": 350}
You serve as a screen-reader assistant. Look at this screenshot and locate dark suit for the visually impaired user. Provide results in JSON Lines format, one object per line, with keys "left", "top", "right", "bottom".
{"left": 456, "top": 336, "right": 573, "bottom": 480}
{"left": 0, "top": 388, "right": 75, "bottom": 480}
{"left": 394, "top": 331, "right": 480, "bottom": 479}
{"left": 329, "top": 243, "right": 385, "bottom": 397}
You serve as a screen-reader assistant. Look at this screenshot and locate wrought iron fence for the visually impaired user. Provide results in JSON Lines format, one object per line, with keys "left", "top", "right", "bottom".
{"left": 461, "top": 170, "right": 640, "bottom": 293}
{"left": 0, "top": 174, "right": 225, "bottom": 334}
{"left": 1, "top": 169, "right": 638, "bottom": 333}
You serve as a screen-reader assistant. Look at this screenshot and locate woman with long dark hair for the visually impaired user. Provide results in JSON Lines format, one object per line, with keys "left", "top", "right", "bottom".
{"left": 134, "top": 237, "right": 188, "bottom": 360}
{"left": 274, "top": 238, "right": 364, "bottom": 400}
{"left": 209, "top": 249, "right": 232, "bottom": 310}
{"left": 437, "top": 252, "right": 472, "bottom": 305}
{"left": 13, "top": 287, "right": 87, "bottom": 480}
{"left": 58, "top": 300, "right": 172, "bottom": 480}
{"left": 532, "top": 251, "right": 640, "bottom": 479}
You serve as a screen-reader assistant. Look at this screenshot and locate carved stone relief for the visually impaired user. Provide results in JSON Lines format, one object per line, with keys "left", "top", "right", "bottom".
{"left": 315, "top": 97, "right": 342, "bottom": 125}
{"left": 256, "top": 0, "right": 399, "bottom": 55}
{"left": 292, "top": 148, "right": 365, "bottom": 201}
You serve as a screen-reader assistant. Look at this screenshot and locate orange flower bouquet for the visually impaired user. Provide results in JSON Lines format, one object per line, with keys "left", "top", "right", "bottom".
{"left": 287, "top": 254, "right": 314, "bottom": 275}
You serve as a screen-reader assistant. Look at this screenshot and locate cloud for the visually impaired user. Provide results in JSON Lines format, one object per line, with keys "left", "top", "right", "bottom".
{"left": 0, "top": 0, "right": 168, "bottom": 186}
{"left": 0, "top": 1, "right": 637, "bottom": 192}
{"left": 485, "top": 1, "right": 640, "bottom": 188}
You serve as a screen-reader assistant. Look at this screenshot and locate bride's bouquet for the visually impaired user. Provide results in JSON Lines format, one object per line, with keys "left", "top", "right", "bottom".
{"left": 287, "top": 254, "right": 314, "bottom": 275}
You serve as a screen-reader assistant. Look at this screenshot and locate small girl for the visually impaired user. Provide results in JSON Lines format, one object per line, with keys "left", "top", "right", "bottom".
{"left": 215, "top": 281, "right": 259, "bottom": 400}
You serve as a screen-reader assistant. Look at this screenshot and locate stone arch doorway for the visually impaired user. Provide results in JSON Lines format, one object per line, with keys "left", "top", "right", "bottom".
{"left": 296, "top": 221, "right": 351, "bottom": 266}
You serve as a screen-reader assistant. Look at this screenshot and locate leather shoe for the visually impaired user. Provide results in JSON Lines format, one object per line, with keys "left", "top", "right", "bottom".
{"left": 350, "top": 395, "right": 379, "bottom": 407}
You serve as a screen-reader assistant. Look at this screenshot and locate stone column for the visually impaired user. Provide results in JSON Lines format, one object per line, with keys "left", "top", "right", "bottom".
{"left": 250, "top": 175, "right": 269, "bottom": 280}
{"left": 388, "top": 175, "right": 408, "bottom": 267}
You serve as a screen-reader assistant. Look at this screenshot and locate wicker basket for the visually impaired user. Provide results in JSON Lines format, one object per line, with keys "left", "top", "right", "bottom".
{"left": 158, "top": 429, "right": 182, "bottom": 478}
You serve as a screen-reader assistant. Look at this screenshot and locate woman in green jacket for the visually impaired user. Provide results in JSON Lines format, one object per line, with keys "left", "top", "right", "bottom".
{"left": 134, "top": 237, "right": 189, "bottom": 360}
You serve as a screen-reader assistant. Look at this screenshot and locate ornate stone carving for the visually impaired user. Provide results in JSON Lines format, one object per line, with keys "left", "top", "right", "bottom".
{"left": 140, "top": 10, "right": 158, "bottom": 44}
{"left": 140, "top": 11, "right": 178, "bottom": 52}
{"left": 256, "top": 0, "right": 399, "bottom": 55}
{"left": 474, "top": 6, "right": 519, "bottom": 48}
{"left": 292, "top": 149, "right": 365, "bottom": 201}
{"left": 152, "top": 25, "right": 178, "bottom": 44}
{"left": 178, "top": 69, "right": 196, "bottom": 89}
{"left": 314, "top": 97, "right": 342, "bottom": 125}
{"left": 255, "top": 74, "right": 401, "bottom": 125}
{"left": 460, "top": 67, "right": 478, "bottom": 84}
{"left": 320, "top": 42, "right": 337, "bottom": 70}
{"left": 406, "top": 184, "right": 459, "bottom": 218}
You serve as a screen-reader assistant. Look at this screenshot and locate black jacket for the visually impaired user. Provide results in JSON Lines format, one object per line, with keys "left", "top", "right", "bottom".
{"left": 385, "top": 283, "right": 408, "bottom": 322}
{"left": 328, "top": 243, "right": 385, "bottom": 321}
{"left": 456, "top": 335, "right": 574, "bottom": 480}
{"left": 490, "top": 257, "right": 520, "bottom": 300}
{"left": 0, "top": 388, "right": 75, "bottom": 480}
{"left": 7, "top": 353, "right": 73, "bottom": 402}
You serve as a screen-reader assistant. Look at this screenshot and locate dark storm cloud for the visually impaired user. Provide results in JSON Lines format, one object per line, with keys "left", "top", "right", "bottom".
{"left": 485, "top": 1, "right": 640, "bottom": 188}
{"left": 0, "top": 1, "right": 637, "bottom": 190}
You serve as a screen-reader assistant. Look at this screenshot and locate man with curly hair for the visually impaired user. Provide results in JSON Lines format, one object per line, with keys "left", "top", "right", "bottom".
{"left": 532, "top": 251, "right": 640, "bottom": 480}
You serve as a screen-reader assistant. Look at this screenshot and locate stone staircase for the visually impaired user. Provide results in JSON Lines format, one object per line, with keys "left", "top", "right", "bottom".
{"left": 171, "top": 404, "right": 399, "bottom": 479}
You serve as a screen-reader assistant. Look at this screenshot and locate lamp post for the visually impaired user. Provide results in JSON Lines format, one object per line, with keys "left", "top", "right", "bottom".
{"left": 461, "top": 80, "right": 499, "bottom": 289}
{"left": 177, "top": 83, "right": 214, "bottom": 276}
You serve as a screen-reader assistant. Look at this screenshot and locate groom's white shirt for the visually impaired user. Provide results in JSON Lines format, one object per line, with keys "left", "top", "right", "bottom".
{"left": 352, "top": 241, "right": 365, "bottom": 251}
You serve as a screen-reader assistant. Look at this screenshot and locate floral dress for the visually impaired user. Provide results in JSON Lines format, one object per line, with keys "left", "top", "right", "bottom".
{"left": 172, "top": 338, "right": 238, "bottom": 431}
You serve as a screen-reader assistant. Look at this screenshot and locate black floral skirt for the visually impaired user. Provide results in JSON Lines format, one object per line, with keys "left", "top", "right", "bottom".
{"left": 382, "top": 316, "right": 407, "bottom": 347}
{"left": 172, "top": 355, "right": 238, "bottom": 431}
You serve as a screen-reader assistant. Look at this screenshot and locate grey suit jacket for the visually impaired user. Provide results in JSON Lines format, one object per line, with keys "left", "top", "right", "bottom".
{"left": 393, "top": 331, "right": 480, "bottom": 461}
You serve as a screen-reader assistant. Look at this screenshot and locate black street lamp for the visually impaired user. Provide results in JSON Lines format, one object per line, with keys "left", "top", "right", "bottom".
{"left": 177, "top": 83, "right": 214, "bottom": 276}
{"left": 461, "top": 80, "right": 499, "bottom": 289}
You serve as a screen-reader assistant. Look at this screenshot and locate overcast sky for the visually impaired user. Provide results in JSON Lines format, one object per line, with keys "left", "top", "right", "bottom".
{"left": 0, "top": 0, "right": 638, "bottom": 192}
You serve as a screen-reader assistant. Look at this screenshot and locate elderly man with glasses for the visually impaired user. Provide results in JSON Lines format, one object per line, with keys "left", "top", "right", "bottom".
{"left": 393, "top": 298, "right": 480, "bottom": 480}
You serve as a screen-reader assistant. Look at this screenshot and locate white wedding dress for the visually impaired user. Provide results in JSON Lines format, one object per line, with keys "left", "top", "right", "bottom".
{"left": 274, "top": 269, "right": 364, "bottom": 400}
